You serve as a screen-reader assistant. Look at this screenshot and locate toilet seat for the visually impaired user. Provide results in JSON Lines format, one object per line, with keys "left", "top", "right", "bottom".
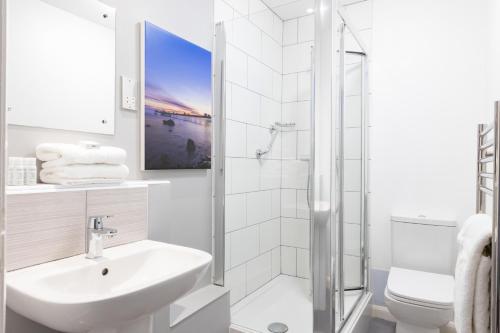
{"left": 387, "top": 267, "right": 454, "bottom": 309}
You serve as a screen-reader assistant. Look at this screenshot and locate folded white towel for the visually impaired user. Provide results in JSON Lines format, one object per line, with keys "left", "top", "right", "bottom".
{"left": 36, "top": 143, "right": 126, "bottom": 166}
{"left": 39, "top": 178, "right": 125, "bottom": 186}
{"left": 473, "top": 255, "right": 491, "bottom": 333}
{"left": 454, "top": 214, "right": 492, "bottom": 333}
{"left": 40, "top": 164, "right": 129, "bottom": 185}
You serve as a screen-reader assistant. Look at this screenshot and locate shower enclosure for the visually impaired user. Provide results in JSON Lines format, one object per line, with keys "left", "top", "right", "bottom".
{"left": 213, "top": 1, "right": 371, "bottom": 331}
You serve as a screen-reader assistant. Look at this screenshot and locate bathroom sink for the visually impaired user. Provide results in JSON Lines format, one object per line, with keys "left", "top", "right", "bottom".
{"left": 7, "top": 240, "right": 212, "bottom": 333}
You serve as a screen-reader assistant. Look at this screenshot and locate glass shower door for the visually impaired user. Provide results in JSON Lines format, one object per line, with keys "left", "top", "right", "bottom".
{"left": 335, "top": 21, "right": 369, "bottom": 330}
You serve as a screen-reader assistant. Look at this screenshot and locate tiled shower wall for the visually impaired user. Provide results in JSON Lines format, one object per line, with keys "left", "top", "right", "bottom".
{"left": 280, "top": 15, "right": 314, "bottom": 279}
{"left": 216, "top": 0, "right": 284, "bottom": 305}
{"left": 217, "top": 0, "right": 373, "bottom": 306}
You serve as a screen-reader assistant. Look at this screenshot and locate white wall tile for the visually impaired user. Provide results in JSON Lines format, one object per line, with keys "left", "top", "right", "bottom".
{"left": 246, "top": 190, "right": 272, "bottom": 225}
{"left": 262, "top": 32, "right": 283, "bottom": 73}
{"left": 249, "top": 0, "right": 266, "bottom": 13}
{"left": 232, "top": 158, "right": 260, "bottom": 192}
{"left": 345, "top": 62, "right": 362, "bottom": 96}
{"left": 281, "top": 218, "right": 309, "bottom": 248}
{"left": 282, "top": 73, "right": 298, "bottom": 102}
{"left": 272, "top": 71, "right": 283, "bottom": 102}
{"left": 231, "top": 225, "right": 260, "bottom": 267}
{"left": 215, "top": 0, "right": 234, "bottom": 23}
{"left": 344, "top": 127, "right": 361, "bottom": 159}
{"left": 260, "top": 159, "right": 281, "bottom": 190}
{"left": 232, "top": 17, "right": 262, "bottom": 60}
{"left": 225, "top": 83, "right": 233, "bottom": 119}
{"left": 282, "top": 102, "right": 297, "bottom": 126}
{"left": 260, "top": 218, "right": 280, "bottom": 253}
{"left": 225, "top": 158, "right": 233, "bottom": 195}
{"left": 271, "top": 247, "right": 281, "bottom": 277}
{"left": 246, "top": 124, "right": 268, "bottom": 158}
{"left": 261, "top": 97, "right": 281, "bottom": 128}
{"left": 345, "top": 95, "right": 362, "bottom": 127}
{"left": 282, "top": 102, "right": 310, "bottom": 131}
{"left": 298, "top": 14, "right": 314, "bottom": 42}
{"left": 271, "top": 189, "right": 281, "bottom": 218}
{"left": 283, "top": 19, "right": 298, "bottom": 45}
{"left": 296, "top": 101, "right": 311, "bottom": 130}
{"left": 227, "top": 45, "right": 247, "bottom": 87}
{"left": 281, "top": 130, "right": 297, "bottom": 160}
{"left": 226, "top": 264, "right": 246, "bottom": 305}
{"left": 344, "top": 223, "right": 361, "bottom": 256}
{"left": 226, "top": 120, "right": 247, "bottom": 157}
{"left": 297, "top": 248, "right": 310, "bottom": 278}
{"left": 344, "top": 160, "right": 361, "bottom": 191}
{"left": 281, "top": 189, "right": 296, "bottom": 217}
{"left": 297, "top": 130, "right": 310, "bottom": 160}
{"left": 296, "top": 190, "right": 309, "bottom": 219}
{"left": 344, "top": 191, "right": 361, "bottom": 224}
{"left": 250, "top": 6, "right": 274, "bottom": 36}
{"left": 297, "top": 71, "right": 311, "bottom": 101}
{"left": 226, "top": 193, "right": 247, "bottom": 232}
{"left": 225, "top": 0, "right": 249, "bottom": 16}
{"left": 344, "top": 255, "right": 361, "bottom": 287}
{"left": 248, "top": 58, "right": 274, "bottom": 98}
{"left": 283, "top": 42, "right": 313, "bottom": 74}
{"left": 281, "top": 246, "right": 297, "bottom": 276}
{"left": 231, "top": 85, "right": 260, "bottom": 124}
{"left": 246, "top": 252, "right": 272, "bottom": 293}
{"left": 282, "top": 160, "right": 308, "bottom": 189}
{"left": 344, "top": 0, "right": 373, "bottom": 31}
{"left": 271, "top": 14, "right": 283, "bottom": 44}
{"left": 225, "top": 233, "right": 231, "bottom": 271}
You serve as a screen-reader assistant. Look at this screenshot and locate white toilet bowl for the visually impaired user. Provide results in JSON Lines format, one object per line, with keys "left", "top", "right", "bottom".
{"left": 384, "top": 267, "right": 454, "bottom": 333}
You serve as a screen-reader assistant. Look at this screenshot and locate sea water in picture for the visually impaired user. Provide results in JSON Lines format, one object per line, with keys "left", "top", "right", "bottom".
{"left": 142, "top": 21, "right": 212, "bottom": 170}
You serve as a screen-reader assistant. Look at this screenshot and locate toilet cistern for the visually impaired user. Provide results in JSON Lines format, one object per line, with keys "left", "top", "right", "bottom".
{"left": 86, "top": 215, "right": 117, "bottom": 259}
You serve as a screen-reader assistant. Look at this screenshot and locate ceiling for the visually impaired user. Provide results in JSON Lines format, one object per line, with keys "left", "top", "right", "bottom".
{"left": 261, "top": 0, "right": 315, "bottom": 20}
{"left": 262, "top": 0, "right": 366, "bottom": 21}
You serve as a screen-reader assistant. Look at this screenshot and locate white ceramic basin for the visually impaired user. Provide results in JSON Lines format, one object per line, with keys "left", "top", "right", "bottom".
{"left": 7, "top": 240, "right": 212, "bottom": 333}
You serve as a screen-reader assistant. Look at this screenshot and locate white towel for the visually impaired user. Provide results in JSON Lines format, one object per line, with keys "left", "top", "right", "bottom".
{"left": 40, "top": 164, "right": 129, "bottom": 185}
{"left": 454, "top": 214, "right": 492, "bottom": 333}
{"left": 473, "top": 255, "right": 491, "bottom": 333}
{"left": 36, "top": 143, "right": 126, "bottom": 166}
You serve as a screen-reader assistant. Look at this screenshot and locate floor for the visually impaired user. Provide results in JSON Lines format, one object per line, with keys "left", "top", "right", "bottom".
{"left": 368, "top": 318, "right": 396, "bottom": 333}
{"left": 230, "top": 275, "right": 362, "bottom": 333}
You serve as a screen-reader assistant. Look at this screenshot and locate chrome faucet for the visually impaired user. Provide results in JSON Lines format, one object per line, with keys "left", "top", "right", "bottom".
{"left": 86, "top": 215, "right": 118, "bottom": 259}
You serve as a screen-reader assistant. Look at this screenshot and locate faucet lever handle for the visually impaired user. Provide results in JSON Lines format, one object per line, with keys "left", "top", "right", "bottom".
{"left": 88, "top": 215, "right": 114, "bottom": 229}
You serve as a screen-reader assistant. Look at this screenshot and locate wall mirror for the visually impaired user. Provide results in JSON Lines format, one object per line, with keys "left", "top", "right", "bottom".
{"left": 6, "top": 0, "right": 116, "bottom": 135}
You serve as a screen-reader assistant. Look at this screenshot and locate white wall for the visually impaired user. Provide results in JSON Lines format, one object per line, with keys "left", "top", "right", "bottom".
{"left": 370, "top": 0, "right": 488, "bottom": 272}
{"left": 7, "top": 0, "right": 213, "bottom": 253}
{"left": 487, "top": 0, "right": 500, "bottom": 112}
{"left": 5, "top": 0, "right": 214, "bottom": 332}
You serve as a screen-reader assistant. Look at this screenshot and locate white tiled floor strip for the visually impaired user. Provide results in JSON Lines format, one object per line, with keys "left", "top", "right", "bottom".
{"left": 230, "top": 275, "right": 361, "bottom": 333}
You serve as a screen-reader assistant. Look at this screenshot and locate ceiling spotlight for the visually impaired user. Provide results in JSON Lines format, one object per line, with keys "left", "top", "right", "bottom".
{"left": 306, "top": 8, "right": 314, "bottom": 13}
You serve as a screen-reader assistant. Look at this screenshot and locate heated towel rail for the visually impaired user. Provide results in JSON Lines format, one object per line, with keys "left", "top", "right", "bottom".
{"left": 476, "top": 102, "right": 500, "bottom": 333}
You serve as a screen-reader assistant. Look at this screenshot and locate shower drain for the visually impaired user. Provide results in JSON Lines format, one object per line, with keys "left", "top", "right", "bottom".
{"left": 267, "top": 322, "right": 289, "bottom": 333}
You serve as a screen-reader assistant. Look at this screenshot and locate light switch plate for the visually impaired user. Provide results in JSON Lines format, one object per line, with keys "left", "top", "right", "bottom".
{"left": 121, "top": 76, "right": 137, "bottom": 111}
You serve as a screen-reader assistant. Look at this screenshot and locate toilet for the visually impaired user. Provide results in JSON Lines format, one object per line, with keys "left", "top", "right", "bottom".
{"left": 385, "top": 215, "right": 456, "bottom": 333}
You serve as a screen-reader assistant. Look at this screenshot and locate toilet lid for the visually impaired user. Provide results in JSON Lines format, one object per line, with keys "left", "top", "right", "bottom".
{"left": 387, "top": 267, "right": 454, "bottom": 308}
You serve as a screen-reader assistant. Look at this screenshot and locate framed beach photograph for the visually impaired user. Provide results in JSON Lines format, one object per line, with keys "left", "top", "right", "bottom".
{"left": 140, "top": 21, "right": 212, "bottom": 170}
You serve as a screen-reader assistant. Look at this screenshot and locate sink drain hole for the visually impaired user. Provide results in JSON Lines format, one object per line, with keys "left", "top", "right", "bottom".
{"left": 268, "top": 322, "right": 288, "bottom": 333}
{"left": 102, "top": 268, "right": 109, "bottom": 276}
